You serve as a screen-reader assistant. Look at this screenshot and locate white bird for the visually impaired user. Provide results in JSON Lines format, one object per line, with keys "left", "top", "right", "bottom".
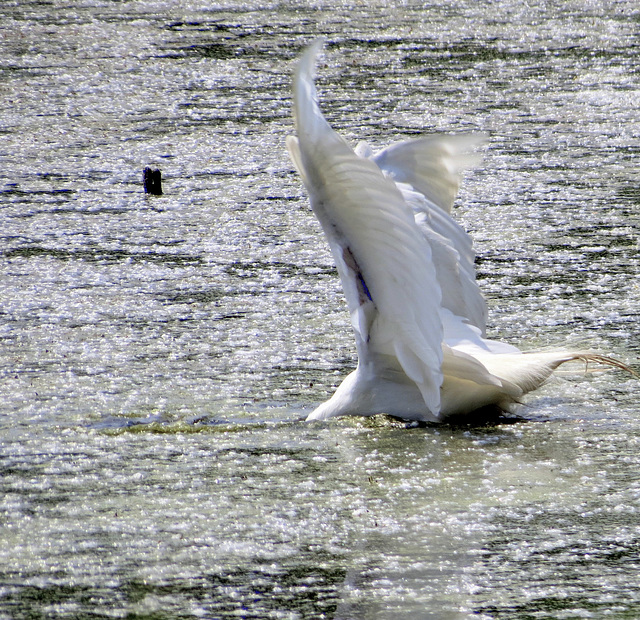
{"left": 286, "top": 41, "right": 630, "bottom": 423}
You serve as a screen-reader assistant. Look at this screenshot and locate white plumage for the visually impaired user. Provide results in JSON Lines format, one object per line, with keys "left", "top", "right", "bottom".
{"left": 287, "top": 41, "right": 629, "bottom": 423}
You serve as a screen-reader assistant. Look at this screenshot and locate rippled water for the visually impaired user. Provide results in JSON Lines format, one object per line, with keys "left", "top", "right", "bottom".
{"left": 1, "top": 1, "right": 639, "bottom": 618}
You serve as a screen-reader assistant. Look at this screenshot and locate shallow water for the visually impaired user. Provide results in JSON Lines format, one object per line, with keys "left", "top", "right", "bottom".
{"left": 1, "top": 1, "right": 639, "bottom": 618}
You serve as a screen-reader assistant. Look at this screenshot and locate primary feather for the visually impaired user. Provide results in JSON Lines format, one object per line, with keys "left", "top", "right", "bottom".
{"left": 287, "top": 41, "right": 630, "bottom": 423}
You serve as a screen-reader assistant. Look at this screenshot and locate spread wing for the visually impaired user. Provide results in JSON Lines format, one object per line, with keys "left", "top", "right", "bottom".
{"left": 287, "top": 41, "right": 445, "bottom": 412}
{"left": 371, "top": 134, "right": 484, "bottom": 214}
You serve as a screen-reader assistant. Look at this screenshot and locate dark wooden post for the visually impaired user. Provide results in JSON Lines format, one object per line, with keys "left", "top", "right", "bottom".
{"left": 143, "top": 167, "right": 163, "bottom": 195}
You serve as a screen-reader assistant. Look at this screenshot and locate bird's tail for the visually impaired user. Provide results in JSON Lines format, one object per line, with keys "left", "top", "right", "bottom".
{"left": 481, "top": 350, "right": 636, "bottom": 400}
{"left": 441, "top": 348, "right": 636, "bottom": 419}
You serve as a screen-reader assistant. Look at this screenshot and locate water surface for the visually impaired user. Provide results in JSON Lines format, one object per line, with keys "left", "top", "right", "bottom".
{"left": 1, "top": 1, "right": 639, "bottom": 618}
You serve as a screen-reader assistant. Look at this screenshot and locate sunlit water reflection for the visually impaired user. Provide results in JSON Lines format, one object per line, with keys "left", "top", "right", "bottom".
{"left": 1, "top": 1, "right": 639, "bottom": 618}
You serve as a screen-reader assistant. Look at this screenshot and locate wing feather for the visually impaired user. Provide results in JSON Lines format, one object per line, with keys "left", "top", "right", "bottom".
{"left": 371, "top": 138, "right": 489, "bottom": 332}
{"left": 372, "top": 135, "right": 486, "bottom": 214}
{"left": 289, "top": 42, "right": 445, "bottom": 413}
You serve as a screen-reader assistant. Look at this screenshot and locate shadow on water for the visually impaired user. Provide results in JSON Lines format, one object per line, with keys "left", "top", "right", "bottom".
{"left": 2, "top": 246, "right": 203, "bottom": 267}
{"left": 2, "top": 563, "right": 349, "bottom": 620}
{"left": 88, "top": 411, "right": 307, "bottom": 433}
{"left": 89, "top": 407, "right": 529, "bottom": 434}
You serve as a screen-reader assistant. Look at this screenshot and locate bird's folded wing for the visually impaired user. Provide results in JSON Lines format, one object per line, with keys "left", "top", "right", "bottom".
{"left": 371, "top": 136, "right": 489, "bottom": 332}
{"left": 287, "top": 41, "right": 445, "bottom": 413}
{"left": 402, "top": 185, "right": 488, "bottom": 332}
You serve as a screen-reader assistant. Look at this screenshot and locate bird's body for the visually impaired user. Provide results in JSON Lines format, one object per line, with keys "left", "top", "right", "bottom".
{"left": 287, "top": 41, "right": 629, "bottom": 423}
